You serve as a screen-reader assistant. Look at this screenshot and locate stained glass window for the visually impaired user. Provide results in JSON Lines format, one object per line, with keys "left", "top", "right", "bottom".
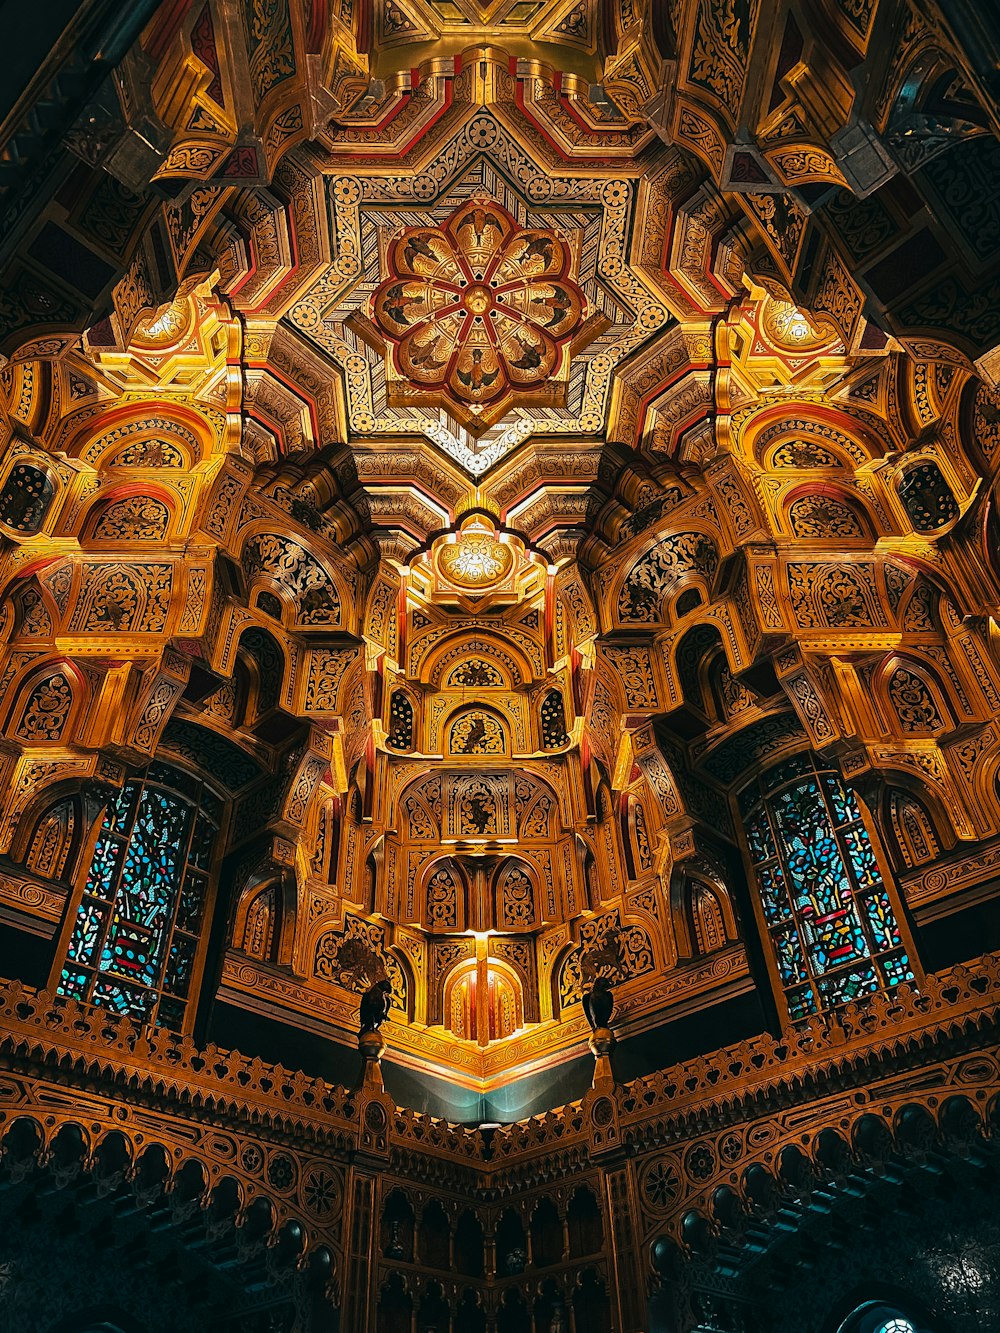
{"left": 740, "top": 754, "right": 914, "bottom": 1020}
{"left": 837, "top": 1303, "right": 925, "bottom": 1333}
{"left": 57, "top": 763, "right": 221, "bottom": 1030}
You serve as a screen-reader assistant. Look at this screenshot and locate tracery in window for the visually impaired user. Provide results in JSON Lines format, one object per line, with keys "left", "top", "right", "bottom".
{"left": 741, "top": 755, "right": 914, "bottom": 1020}
{"left": 57, "top": 763, "right": 220, "bottom": 1030}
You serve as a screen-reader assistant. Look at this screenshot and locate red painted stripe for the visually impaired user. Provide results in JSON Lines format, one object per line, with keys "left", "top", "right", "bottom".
{"left": 145, "top": 0, "right": 195, "bottom": 60}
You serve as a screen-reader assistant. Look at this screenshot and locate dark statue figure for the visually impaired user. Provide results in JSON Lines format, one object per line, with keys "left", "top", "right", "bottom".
{"left": 359, "top": 978, "right": 393, "bottom": 1034}
{"left": 582, "top": 974, "right": 614, "bottom": 1032}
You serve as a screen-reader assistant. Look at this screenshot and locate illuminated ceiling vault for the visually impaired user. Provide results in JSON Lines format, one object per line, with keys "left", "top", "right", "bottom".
{"left": 2, "top": 0, "right": 999, "bottom": 1120}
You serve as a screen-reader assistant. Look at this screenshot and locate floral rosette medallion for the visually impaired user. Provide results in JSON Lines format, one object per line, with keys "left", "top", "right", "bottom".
{"left": 372, "top": 194, "right": 586, "bottom": 429}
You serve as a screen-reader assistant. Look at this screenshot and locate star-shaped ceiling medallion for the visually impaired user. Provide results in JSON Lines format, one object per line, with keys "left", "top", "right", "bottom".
{"left": 371, "top": 195, "right": 589, "bottom": 433}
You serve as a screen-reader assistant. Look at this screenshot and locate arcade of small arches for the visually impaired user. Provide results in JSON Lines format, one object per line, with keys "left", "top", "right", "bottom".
{"left": 0, "top": 0, "right": 999, "bottom": 1330}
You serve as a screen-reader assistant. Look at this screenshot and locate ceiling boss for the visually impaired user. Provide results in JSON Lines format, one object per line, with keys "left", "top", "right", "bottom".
{"left": 371, "top": 194, "right": 588, "bottom": 431}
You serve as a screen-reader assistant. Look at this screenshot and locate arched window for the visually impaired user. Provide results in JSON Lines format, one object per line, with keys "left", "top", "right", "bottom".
{"left": 740, "top": 755, "right": 914, "bottom": 1020}
{"left": 837, "top": 1300, "right": 932, "bottom": 1333}
{"left": 887, "top": 790, "right": 941, "bottom": 869}
{"left": 57, "top": 763, "right": 221, "bottom": 1030}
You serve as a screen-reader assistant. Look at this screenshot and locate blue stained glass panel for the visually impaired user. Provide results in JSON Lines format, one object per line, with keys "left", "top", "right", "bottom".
{"left": 822, "top": 774, "right": 856, "bottom": 824}
{"left": 801, "top": 904, "right": 868, "bottom": 973}
{"left": 111, "top": 782, "right": 140, "bottom": 832}
{"left": 841, "top": 826, "right": 880, "bottom": 887}
{"left": 166, "top": 935, "right": 195, "bottom": 996}
{"left": 176, "top": 871, "right": 205, "bottom": 932}
{"left": 746, "top": 810, "right": 776, "bottom": 862}
{"left": 85, "top": 838, "right": 124, "bottom": 899}
{"left": 156, "top": 996, "right": 186, "bottom": 1029}
{"left": 817, "top": 963, "right": 878, "bottom": 1007}
{"left": 92, "top": 974, "right": 150, "bottom": 1021}
{"left": 762, "top": 752, "right": 809, "bottom": 793}
{"left": 743, "top": 756, "right": 915, "bottom": 1017}
{"left": 757, "top": 863, "right": 790, "bottom": 922}
{"left": 863, "top": 890, "right": 902, "bottom": 950}
{"left": 57, "top": 766, "right": 218, "bottom": 1031}
{"left": 58, "top": 968, "right": 88, "bottom": 999}
{"left": 787, "top": 987, "right": 818, "bottom": 1020}
{"left": 190, "top": 815, "right": 215, "bottom": 870}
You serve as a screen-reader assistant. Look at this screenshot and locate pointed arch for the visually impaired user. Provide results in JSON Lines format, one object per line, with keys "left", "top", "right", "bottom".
{"left": 671, "top": 862, "right": 739, "bottom": 960}
{"left": 3, "top": 658, "right": 88, "bottom": 746}
{"left": 82, "top": 486, "right": 175, "bottom": 545}
{"left": 443, "top": 957, "right": 524, "bottom": 1046}
{"left": 619, "top": 792, "right": 654, "bottom": 880}
{"left": 6, "top": 573, "right": 57, "bottom": 641}
{"left": 493, "top": 858, "right": 538, "bottom": 931}
{"left": 879, "top": 778, "right": 955, "bottom": 871}
{"left": 877, "top": 655, "right": 955, "bottom": 736}
{"left": 784, "top": 486, "right": 876, "bottom": 540}
{"left": 237, "top": 625, "right": 286, "bottom": 720}
{"left": 613, "top": 530, "right": 720, "bottom": 627}
{"left": 238, "top": 527, "right": 344, "bottom": 630}
{"left": 539, "top": 689, "right": 569, "bottom": 749}
{"left": 15, "top": 791, "right": 83, "bottom": 881}
{"left": 232, "top": 880, "right": 282, "bottom": 963}
{"left": 421, "top": 856, "right": 467, "bottom": 932}
{"left": 420, "top": 627, "right": 535, "bottom": 688}
{"left": 0, "top": 459, "right": 57, "bottom": 535}
{"left": 398, "top": 771, "right": 442, "bottom": 842}
{"left": 387, "top": 689, "right": 415, "bottom": 751}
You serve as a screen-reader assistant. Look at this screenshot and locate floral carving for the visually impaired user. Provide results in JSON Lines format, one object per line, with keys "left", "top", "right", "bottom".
{"left": 498, "top": 865, "right": 535, "bottom": 929}
{"left": 93, "top": 496, "right": 170, "bottom": 541}
{"left": 16, "top": 672, "right": 73, "bottom": 741}
{"left": 372, "top": 195, "right": 585, "bottom": 429}
{"left": 242, "top": 534, "right": 340, "bottom": 626}
{"left": 788, "top": 494, "right": 866, "bottom": 538}
{"left": 887, "top": 666, "right": 945, "bottom": 733}
{"left": 617, "top": 533, "right": 719, "bottom": 623}
{"left": 427, "top": 865, "right": 460, "bottom": 928}
{"left": 448, "top": 709, "right": 506, "bottom": 755}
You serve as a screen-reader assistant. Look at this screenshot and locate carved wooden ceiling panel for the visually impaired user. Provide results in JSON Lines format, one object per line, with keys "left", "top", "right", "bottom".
{"left": 0, "top": 0, "right": 997, "bottom": 1106}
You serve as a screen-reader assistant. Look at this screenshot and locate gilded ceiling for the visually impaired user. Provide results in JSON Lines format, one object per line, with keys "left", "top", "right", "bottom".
{"left": 0, "top": 0, "right": 998, "bottom": 1111}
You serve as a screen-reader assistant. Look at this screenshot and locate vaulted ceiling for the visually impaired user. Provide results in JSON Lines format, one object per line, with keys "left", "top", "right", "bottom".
{"left": 1, "top": 0, "right": 999, "bottom": 1118}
